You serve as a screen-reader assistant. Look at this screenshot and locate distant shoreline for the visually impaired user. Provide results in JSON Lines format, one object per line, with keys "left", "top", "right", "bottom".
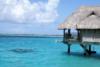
{"left": 0, "top": 34, "right": 63, "bottom": 38}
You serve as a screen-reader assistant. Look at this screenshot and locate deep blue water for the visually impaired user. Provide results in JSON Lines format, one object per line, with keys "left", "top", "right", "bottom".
{"left": 0, "top": 37, "right": 100, "bottom": 67}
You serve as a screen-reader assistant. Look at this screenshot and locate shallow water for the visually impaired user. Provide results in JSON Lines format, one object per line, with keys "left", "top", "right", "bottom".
{"left": 0, "top": 37, "right": 100, "bottom": 67}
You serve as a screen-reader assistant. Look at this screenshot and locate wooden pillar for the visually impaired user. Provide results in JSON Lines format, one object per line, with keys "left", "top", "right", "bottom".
{"left": 68, "top": 29, "right": 71, "bottom": 38}
{"left": 80, "top": 44, "right": 89, "bottom": 56}
{"left": 89, "top": 45, "right": 91, "bottom": 52}
{"left": 68, "top": 29, "right": 71, "bottom": 36}
{"left": 77, "top": 29, "right": 82, "bottom": 42}
{"left": 88, "top": 45, "right": 92, "bottom": 55}
{"left": 68, "top": 29, "right": 71, "bottom": 34}
{"left": 88, "top": 45, "right": 96, "bottom": 55}
{"left": 63, "top": 29, "right": 66, "bottom": 42}
{"left": 67, "top": 43, "right": 71, "bottom": 54}
{"left": 77, "top": 29, "right": 80, "bottom": 40}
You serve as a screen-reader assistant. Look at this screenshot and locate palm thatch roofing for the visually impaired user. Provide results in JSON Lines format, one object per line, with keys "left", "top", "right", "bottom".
{"left": 58, "top": 6, "right": 100, "bottom": 30}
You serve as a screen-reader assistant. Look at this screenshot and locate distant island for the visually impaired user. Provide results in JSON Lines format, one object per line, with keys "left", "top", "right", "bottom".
{"left": 0, "top": 34, "right": 63, "bottom": 38}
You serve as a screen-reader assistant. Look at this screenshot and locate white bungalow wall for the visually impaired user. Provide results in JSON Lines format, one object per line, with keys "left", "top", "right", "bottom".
{"left": 81, "top": 30, "right": 100, "bottom": 43}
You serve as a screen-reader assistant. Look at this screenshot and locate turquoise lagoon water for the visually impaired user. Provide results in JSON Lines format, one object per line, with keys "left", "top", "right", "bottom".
{"left": 0, "top": 37, "right": 100, "bottom": 67}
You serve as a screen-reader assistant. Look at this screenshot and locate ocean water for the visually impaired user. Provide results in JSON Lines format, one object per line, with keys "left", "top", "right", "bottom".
{"left": 0, "top": 37, "right": 100, "bottom": 67}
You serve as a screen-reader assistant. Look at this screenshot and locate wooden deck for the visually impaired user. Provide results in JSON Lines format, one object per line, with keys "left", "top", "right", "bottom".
{"left": 63, "top": 38, "right": 97, "bottom": 56}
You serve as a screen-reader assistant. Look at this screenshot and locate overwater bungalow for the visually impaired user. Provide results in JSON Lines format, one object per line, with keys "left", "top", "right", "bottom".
{"left": 58, "top": 6, "right": 100, "bottom": 55}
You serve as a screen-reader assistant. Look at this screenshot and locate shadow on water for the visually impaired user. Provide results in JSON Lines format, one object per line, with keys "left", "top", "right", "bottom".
{"left": 9, "top": 48, "right": 34, "bottom": 54}
{"left": 62, "top": 51, "right": 100, "bottom": 60}
{"left": 7, "top": 48, "right": 40, "bottom": 54}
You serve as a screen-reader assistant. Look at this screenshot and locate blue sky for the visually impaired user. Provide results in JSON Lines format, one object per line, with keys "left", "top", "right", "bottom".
{"left": 0, "top": 0, "right": 100, "bottom": 35}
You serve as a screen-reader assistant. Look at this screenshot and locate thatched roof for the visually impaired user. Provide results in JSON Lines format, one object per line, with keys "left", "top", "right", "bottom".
{"left": 77, "top": 15, "right": 100, "bottom": 29}
{"left": 58, "top": 6, "right": 100, "bottom": 29}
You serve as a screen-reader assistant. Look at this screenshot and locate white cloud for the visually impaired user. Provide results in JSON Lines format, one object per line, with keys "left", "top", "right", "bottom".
{"left": 0, "top": 0, "right": 60, "bottom": 23}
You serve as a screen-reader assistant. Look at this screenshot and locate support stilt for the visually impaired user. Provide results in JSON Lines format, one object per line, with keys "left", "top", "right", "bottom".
{"left": 80, "top": 44, "right": 96, "bottom": 56}
{"left": 88, "top": 45, "right": 91, "bottom": 55}
{"left": 80, "top": 44, "right": 90, "bottom": 55}
{"left": 67, "top": 44, "right": 71, "bottom": 54}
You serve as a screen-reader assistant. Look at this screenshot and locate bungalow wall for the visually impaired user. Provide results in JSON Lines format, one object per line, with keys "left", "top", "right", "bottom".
{"left": 80, "top": 29, "right": 100, "bottom": 43}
